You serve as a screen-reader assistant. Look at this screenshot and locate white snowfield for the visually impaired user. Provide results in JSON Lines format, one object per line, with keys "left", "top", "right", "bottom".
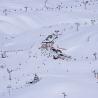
{"left": 0, "top": 0, "right": 98, "bottom": 98}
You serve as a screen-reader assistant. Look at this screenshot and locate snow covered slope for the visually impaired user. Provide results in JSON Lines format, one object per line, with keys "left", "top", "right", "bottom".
{"left": 0, "top": 0, "right": 98, "bottom": 98}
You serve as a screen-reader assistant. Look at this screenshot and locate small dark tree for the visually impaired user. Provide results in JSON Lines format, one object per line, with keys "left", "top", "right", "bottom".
{"left": 7, "top": 68, "right": 13, "bottom": 96}
{"left": 75, "top": 23, "right": 80, "bottom": 31}
{"left": 24, "top": 6, "right": 28, "bottom": 12}
{"left": 83, "top": 1, "right": 89, "bottom": 9}
{"left": 1, "top": 51, "right": 7, "bottom": 58}
{"left": 62, "top": 92, "right": 67, "bottom": 98}
{"left": 56, "top": 3, "right": 63, "bottom": 10}
{"left": 87, "top": 36, "right": 90, "bottom": 42}
{"left": 3, "top": 9, "right": 7, "bottom": 16}
{"left": 91, "top": 19, "right": 96, "bottom": 25}
{"left": 93, "top": 52, "right": 97, "bottom": 60}
{"left": 7, "top": 68, "right": 13, "bottom": 80}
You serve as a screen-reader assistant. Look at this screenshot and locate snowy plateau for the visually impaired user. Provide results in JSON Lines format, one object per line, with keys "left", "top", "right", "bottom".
{"left": 0, "top": 0, "right": 98, "bottom": 98}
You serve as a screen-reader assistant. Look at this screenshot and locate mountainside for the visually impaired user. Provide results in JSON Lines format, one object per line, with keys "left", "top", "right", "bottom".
{"left": 0, "top": 0, "right": 98, "bottom": 98}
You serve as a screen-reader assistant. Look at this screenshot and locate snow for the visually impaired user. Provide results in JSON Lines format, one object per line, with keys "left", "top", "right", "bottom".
{"left": 0, "top": 0, "right": 98, "bottom": 98}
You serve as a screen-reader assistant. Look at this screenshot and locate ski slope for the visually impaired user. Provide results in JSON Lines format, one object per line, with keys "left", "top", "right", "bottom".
{"left": 0, "top": 0, "right": 98, "bottom": 98}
